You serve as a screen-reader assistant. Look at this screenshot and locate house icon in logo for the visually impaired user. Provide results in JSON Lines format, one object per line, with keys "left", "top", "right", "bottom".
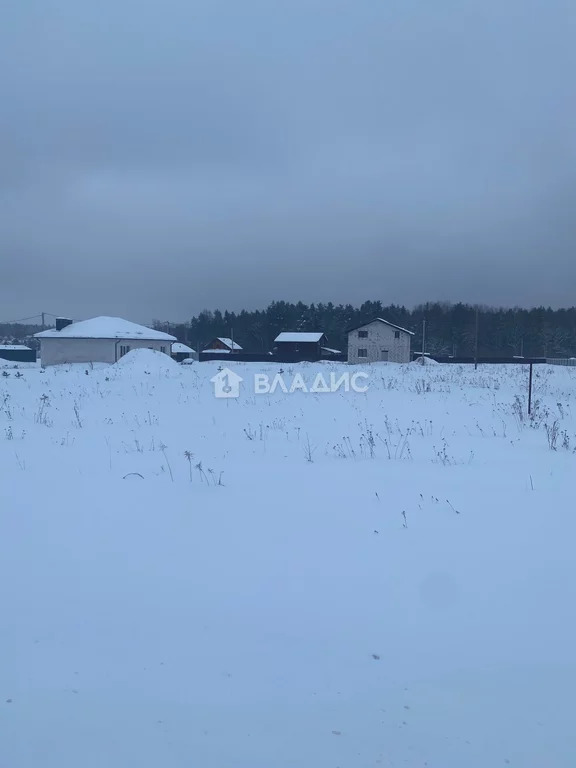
{"left": 210, "top": 367, "right": 243, "bottom": 398}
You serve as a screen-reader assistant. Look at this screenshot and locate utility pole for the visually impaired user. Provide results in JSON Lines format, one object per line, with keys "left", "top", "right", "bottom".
{"left": 41, "top": 312, "right": 45, "bottom": 330}
{"left": 474, "top": 307, "right": 479, "bottom": 370}
{"left": 422, "top": 318, "right": 426, "bottom": 358}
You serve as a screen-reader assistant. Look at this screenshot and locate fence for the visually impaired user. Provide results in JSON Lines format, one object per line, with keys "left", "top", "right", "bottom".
{"left": 420, "top": 356, "right": 548, "bottom": 365}
{"left": 198, "top": 352, "right": 575, "bottom": 366}
{"left": 546, "top": 358, "right": 576, "bottom": 367}
{"left": 199, "top": 352, "right": 275, "bottom": 363}
{"left": 199, "top": 352, "right": 346, "bottom": 363}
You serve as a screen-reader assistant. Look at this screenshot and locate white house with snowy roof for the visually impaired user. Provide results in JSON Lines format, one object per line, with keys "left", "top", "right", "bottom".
{"left": 347, "top": 318, "right": 414, "bottom": 363}
{"left": 35, "top": 317, "right": 176, "bottom": 366}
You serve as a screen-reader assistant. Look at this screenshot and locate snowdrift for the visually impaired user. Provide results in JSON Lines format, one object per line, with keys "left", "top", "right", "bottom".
{"left": 115, "top": 347, "right": 179, "bottom": 374}
{"left": 412, "top": 355, "right": 441, "bottom": 365}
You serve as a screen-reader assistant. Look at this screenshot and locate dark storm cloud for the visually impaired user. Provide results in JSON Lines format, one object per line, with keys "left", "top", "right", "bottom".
{"left": 1, "top": 0, "right": 575, "bottom": 323}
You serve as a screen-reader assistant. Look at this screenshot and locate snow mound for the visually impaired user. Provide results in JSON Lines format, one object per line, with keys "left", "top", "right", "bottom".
{"left": 412, "top": 355, "right": 440, "bottom": 365}
{"left": 115, "top": 348, "right": 178, "bottom": 373}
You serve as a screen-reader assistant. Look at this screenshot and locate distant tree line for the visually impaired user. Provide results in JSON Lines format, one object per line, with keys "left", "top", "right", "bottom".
{"left": 153, "top": 301, "right": 576, "bottom": 358}
{"left": 0, "top": 323, "right": 44, "bottom": 346}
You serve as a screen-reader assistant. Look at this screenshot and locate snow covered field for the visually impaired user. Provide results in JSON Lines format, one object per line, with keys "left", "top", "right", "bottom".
{"left": 1, "top": 352, "right": 575, "bottom": 767}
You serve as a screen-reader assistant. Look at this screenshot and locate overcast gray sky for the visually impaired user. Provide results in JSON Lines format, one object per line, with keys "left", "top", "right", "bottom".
{"left": 1, "top": 0, "right": 575, "bottom": 324}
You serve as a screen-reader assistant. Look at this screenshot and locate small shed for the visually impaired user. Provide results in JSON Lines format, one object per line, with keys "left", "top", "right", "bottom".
{"left": 0, "top": 345, "right": 37, "bottom": 363}
{"left": 274, "top": 332, "right": 328, "bottom": 361}
{"left": 320, "top": 346, "right": 343, "bottom": 358}
{"left": 172, "top": 342, "right": 196, "bottom": 362}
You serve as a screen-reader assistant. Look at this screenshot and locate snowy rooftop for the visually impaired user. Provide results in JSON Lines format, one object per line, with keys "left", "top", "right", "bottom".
{"left": 347, "top": 318, "right": 415, "bottom": 336}
{"left": 34, "top": 317, "right": 176, "bottom": 341}
{"left": 216, "top": 338, "right": 242, "bottom": 350}
{"left": 321, "top": 347, "right": 342, "bottom": 355}
{"left": 172, "top": 342, "right": 196, "bottom": 354}
{"left": 0, "top": 344, "right": 32, "bottom": 351}
{"left": 275, "top": 332, "right": 325, "bottom": 343}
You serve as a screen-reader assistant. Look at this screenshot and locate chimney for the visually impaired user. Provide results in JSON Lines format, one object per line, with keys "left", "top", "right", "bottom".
{"left": 55, "top": 317, "right": 73, "bottom": 331}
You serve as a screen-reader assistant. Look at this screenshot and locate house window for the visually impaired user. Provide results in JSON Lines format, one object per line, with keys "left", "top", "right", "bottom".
{"left": 160, "top": 346, "right": 167, "bottom": 354}
{"left": 358, "top": 348, "right": 368, "bottom": 358}
{"left": 358, "top": 330, "right": 368, "bottom": 338}
{"left": 394, "top": 331, "right": 400, "bottom": 339}
{"left": 119, "top": 345, "right": 130, "bottom": 357}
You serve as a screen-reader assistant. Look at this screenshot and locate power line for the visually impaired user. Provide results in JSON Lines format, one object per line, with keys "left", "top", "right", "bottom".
{"left": 0, "top": 311, "right": 64, "bottom": 325}
{"left": 0, "top": 313, "right": 43, "bottom": 324}
{"left": 1, "top": 312, "right": 64, "bottom": 327}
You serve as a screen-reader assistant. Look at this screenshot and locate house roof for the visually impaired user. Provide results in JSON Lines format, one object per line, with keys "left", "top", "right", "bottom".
{"left": 215, "top": 337, "right": 242, "bottom": 350}
{"left": 321, "top": 347, "right": 342, "bottom": 354}
{"left": 346, "top": 318, "right": 415, "bottom": 336}
{"left": 274, "top": 332, "right": 326, "bottom": 343}
{"left": 172, "top": 342, "right": 196, "bottom": 354}
{"left": 35, "top": 316, "right": 176, "bottom": 341}
{"left": 0, "top": 344, "right": 32, "bottom": 350}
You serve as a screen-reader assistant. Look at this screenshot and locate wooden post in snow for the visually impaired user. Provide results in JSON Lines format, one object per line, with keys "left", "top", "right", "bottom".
{"left": 474, "top": 307, "right": 479, "bottom": 370}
